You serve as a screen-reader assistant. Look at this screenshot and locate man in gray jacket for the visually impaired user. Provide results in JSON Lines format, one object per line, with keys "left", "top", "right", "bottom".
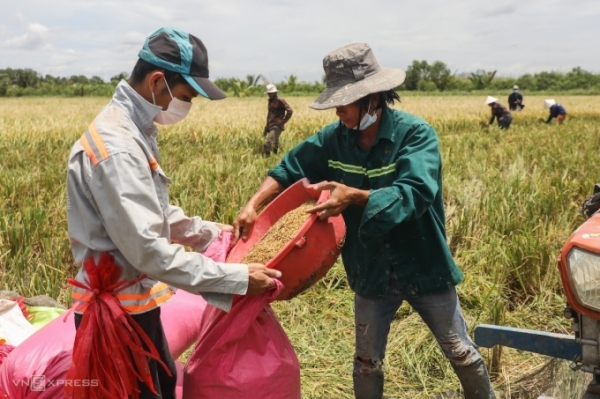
{"left": 66, "top": 27, "right": 280, "bottom": 399}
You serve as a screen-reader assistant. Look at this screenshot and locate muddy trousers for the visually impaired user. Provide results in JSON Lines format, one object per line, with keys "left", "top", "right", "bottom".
{"left": 353, "top": 283, "right": 494, "bottom": 399}
{"left": 263, "top": 126, "right": 283, "bottom": 156}
{"left": 75, "top": 307, "right": 177, "bottom": 399}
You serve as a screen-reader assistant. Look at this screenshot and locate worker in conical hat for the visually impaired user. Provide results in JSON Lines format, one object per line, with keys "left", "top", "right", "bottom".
{"left": 543, "top": 99, "right": 567, "bottom": 124}
{"left": 485, "top": 95, "right": 513, "bottom": 129}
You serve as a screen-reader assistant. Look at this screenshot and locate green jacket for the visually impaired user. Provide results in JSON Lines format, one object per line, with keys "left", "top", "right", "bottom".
{"left": 268, "top": 105, "right": 463, "bottom": 299}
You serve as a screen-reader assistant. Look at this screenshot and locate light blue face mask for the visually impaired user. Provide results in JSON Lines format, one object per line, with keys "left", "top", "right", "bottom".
{"left": 356, "top": 100, "right": 377, "bottom": 130}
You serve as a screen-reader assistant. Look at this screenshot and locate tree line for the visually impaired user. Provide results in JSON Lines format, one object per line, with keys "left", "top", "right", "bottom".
{"left": 1, "top": 62, "right": 600, "bottom": 97}
{"left": 402, "top": 61, "right": 600, "bottom": 92}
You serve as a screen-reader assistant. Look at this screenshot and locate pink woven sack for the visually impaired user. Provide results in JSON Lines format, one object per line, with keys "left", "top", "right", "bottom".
{"left": 182, "top": 280, "right": 301, "bottom": 399}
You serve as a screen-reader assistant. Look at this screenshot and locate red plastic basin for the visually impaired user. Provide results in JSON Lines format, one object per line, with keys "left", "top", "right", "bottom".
{"left": 227, "top": 178, "right": 346, "bottom": 300}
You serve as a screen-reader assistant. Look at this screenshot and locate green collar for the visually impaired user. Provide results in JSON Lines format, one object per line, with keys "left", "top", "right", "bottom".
{"left": 374, "top": 105, "right": 395, "bottom": 144}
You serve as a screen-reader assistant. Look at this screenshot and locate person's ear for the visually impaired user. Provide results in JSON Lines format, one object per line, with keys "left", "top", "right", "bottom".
{"left": 148, "top": 71, "right": 164, "bottom": 92}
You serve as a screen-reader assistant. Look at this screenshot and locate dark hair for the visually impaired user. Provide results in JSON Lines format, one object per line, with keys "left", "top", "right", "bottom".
{"left": 357, "top": 89, "right": 401, "bottom": 110}
{"left": 129, "top": 58, "right": 188, "bottom": 89}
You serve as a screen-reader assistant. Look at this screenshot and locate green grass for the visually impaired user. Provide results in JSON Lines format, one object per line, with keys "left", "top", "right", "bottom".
{"left": 1, "top": 95, "right": 599, "bottom": 398}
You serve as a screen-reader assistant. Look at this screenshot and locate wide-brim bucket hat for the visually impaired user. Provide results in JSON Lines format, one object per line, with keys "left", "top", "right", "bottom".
{"left": 309, "top": 43, "right": 406, "bottom": 110}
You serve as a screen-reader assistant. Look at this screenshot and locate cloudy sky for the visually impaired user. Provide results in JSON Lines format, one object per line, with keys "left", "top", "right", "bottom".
{"left": 1, "top": 0, "right": 598, "bottom": 83}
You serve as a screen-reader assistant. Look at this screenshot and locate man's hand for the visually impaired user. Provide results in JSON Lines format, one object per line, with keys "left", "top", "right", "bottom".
{"left": 247, "top": 263, "right": 282, "bottom": 295}
{"left": 232, "top": 177, "right": 285, "bottom": 246}
{"left": 306, "top": 181, "right": 365, "bottom": 220}
{"left": 232, "top": 204, "right": 258, "bottom": 245}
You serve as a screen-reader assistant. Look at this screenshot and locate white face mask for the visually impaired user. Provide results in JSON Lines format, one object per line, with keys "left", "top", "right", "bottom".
{"left": 353, "top": 100, "right": 378, "bottom": 131}
{"left": 152, "top": 77, "right": 192, "bottom": 125}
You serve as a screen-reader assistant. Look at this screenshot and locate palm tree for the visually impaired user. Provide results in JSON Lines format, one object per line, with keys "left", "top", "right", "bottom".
{"left": 285, "top": 75, "right": 298, "bottom": 92}
{"left": 468, "top": 70, "right": 497, "bottom": 90}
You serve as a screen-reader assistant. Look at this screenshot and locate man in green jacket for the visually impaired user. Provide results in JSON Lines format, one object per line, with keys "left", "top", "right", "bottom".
{"left": 233, "top": 43, "right": 494, "bottom": 399}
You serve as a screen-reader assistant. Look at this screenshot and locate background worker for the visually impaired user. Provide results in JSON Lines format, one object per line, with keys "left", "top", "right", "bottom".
{"left": 544, "top": 99, "right": 567, "bottom": 124}
{"left": 485, "top": 96, "right": 513, "bottom": 129}
{"left": 234, "top": 43, "right": 495, "bottom": 399}
{"left": 508, "top": 85, "right": 524, "bottom": 111}
{"left": 263, "top": 83, "right": 293, "bottom": 157}
{"left": 66, "top": 27, "right": 280, "bottom": 399}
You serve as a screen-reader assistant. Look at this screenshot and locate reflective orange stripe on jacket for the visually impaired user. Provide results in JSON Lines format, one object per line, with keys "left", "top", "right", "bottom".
{"left": 79, "top": 123, "right": 159, "bottom": 170}
{"left": 72, "top": 281, "right": 173, "bottom": 314}
{"left": 76, "top": 123, "right": 168, "bottom": 314}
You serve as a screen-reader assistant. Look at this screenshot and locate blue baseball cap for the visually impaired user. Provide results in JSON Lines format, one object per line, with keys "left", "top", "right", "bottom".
{"left": 138, "top": 27, "right": 226, "bottom": 100}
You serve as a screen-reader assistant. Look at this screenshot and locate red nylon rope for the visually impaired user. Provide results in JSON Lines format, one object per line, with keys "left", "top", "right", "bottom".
{"left": 64, "top": 253, "right": 171, "bottom": 399}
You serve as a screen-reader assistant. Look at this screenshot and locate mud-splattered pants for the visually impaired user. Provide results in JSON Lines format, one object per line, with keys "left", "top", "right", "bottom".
{"left": 353, "top": 282, "right": 494, "bottom": 399}
{"left": 263, "top": 126, "right": 283, "bottom": 156}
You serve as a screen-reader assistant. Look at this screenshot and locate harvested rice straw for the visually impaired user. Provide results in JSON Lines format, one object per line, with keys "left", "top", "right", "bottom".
{"left": 241, "top": 201, "right": 316, "bottom": 265}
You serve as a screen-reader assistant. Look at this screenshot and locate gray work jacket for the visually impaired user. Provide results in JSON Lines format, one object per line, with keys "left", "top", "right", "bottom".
{"left": 67, "top": 81, "right": 247, "bottom": 313}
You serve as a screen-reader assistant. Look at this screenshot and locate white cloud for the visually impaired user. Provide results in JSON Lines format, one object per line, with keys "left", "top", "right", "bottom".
{"left": 0, "top": 0, "right": 598, "bottom": 81}
{"left": 3, "top": 21, "right": 51, "bottom": 50}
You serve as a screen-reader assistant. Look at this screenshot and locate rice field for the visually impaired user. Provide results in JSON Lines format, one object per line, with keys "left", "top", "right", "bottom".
{"left": 1, "top": 94, "right": 600, "bottom": 398}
